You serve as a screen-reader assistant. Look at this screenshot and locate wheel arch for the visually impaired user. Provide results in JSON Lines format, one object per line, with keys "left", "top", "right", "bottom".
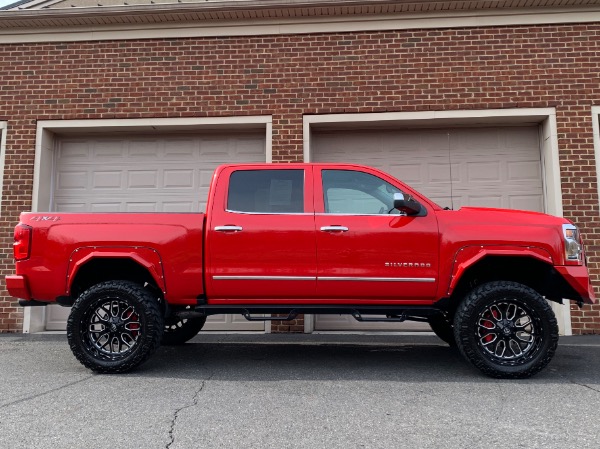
{"left": 447, "top": 253, "right": 583, "bottom": 313}
{"left": 67, "top": 247, "right": 166, "bottom": 302}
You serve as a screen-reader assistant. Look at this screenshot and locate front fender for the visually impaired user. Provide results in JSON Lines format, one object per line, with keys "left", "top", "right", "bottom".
{"left": 66, "top": 246, "right": 166, "bottom": 295}
{"left": 447, "top": 245, "right": 554, "bottom": 296}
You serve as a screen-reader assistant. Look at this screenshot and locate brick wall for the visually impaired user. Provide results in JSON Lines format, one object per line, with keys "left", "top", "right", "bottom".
{"left": 1, "top": 24, "right": 599, "bottom": 333}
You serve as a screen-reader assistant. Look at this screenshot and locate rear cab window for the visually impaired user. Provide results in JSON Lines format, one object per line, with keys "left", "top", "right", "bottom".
{"left": 227, "top": 169, "right": 305, "bottom": 214}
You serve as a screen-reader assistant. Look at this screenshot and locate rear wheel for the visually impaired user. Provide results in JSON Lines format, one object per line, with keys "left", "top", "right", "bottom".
{"left": 67, "top": 280, "right": 164, "bottom": 373}
{"left": 453, "top": 281, "right": 558, "bottom": 379}
{"left": 162, "top": 314, "right": 206, "bottom": 345}
{"left": 428, "top": 315, "right": 456, "bottom": 346}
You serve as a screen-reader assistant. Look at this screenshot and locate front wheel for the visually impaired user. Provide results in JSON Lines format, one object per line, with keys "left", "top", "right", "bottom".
{"left": 453, "top": 281, "right": 558, "bottom": 379}
{"left": 67, "top": 281, "right": 164, "bottom": 373}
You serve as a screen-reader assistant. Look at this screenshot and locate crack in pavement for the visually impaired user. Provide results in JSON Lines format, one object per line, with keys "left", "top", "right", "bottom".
{"left": 166, "top": 376, "right": 212, "bottom": 449}
{"left": 0, "top": 375, "right": 95, "bottom": 409}
{"left": 567, "top": 379, "right": 600, "bottom": 394}
{"left": 557, "top": 371, "right": 600, "bottom": 394}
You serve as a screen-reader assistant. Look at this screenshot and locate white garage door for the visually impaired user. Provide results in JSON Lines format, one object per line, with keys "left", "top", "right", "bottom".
{"left": 45, "top": 132, "right": 266, "bottom": 332}
{"left": 311, "top": 126, "right": 544, "bottom": 331}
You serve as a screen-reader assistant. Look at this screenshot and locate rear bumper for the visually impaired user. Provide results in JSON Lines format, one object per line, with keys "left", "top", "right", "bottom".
{"left": 554, "top": 265, "right": 597, "bottom": 304}
{"left": 5, "top": 275, "right": 32, "bottom": 301}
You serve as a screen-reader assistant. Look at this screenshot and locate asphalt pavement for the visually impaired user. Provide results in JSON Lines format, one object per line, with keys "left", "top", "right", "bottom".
{"left": 0, "top": 332, "right": 599, "bottom": 449}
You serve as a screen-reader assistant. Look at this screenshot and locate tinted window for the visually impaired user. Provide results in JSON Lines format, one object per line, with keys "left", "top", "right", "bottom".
{"left": 322, "top": 170, "right": 402, "bottom": 214}
{"left": 228, "top": 170, "right": 304, "bottom": 213}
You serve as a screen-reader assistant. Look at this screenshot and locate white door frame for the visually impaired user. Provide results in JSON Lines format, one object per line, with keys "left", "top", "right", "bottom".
{"left": 591, "top": 106, "right": 600, "bottom": 213}
{"left": 303, "top": 108, "right": 572, "bottom": 335}
{"left": 0, "top": 121, "right": 7, "bottom": 214}
{"left": 23, "top": 116, "right": 273, "bottom": 333}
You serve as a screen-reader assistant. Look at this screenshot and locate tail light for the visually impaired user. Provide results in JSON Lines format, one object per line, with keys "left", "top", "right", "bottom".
{"left": 14, "top": 224, "right": 32, "bottom": 261}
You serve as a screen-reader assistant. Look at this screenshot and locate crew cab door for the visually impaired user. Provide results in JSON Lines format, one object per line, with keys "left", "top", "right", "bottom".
{"left": 206, "top": 166, "right": 316, "bottom": 300}
{"left": 314, "top": 167, "right": 439, "bottom": 302}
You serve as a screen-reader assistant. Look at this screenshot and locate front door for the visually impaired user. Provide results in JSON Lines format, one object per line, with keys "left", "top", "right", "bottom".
{"left": 206, "top": 166, "right": 316, "bottom": 301}
{"left": 314, "top": 167, "right": 439, "bottom": 303}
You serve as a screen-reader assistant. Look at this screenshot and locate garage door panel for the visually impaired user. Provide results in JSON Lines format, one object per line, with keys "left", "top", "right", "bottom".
{"left": 93, "top": 140, "right": 125, "bottom": 158}
{"left": 57, "top": 171, "right": 88, "bottom": 190}
{"left": 506, "top": 127, "right": 540, "bottom": 149}
{"left": 164, "top": 139, "right": 196, "bottom": 158}
{"left": 203, "top": 314, "right": 264, "bottom": 331}
{"left": 128, "top": 140, "right": 160, "bottom": 157}
{"left": 452, "top": 128, "right": 501, "bottom": 150}
{"left": 466, "top": 161, "right": 502, "bottom": 182}
{"left": 507, "top": 160, "right": 542, "bottom": 182}
{"left": 461, "top": 194, "right": 503, "bottom": 209}
{"left": 90, "top": 203, "right": 124, "bottom": 212}
{"left": 508, "top": 194, "right": 544, "bottom": 212}
{"left": 93, "top": 171, "right": 123, "bottom": 189}
{"left": 312, "top": 125, "right": 543, "bottom": 331}
{"left": 54, "top": 202, "right": 87, "bottom": 212}
{"left": 58, "top": 141, "right": 90, "bottom": 159}
{"left": 164, "top": 169, "right": 194, "bottom": 188}
{"left": 199, "top": 169, "right": 215, "bottom": 187}
{"left": 162, "top": 202, "right": 196, "bottom": 213}
{"left": 127, "top": 170, "right": 158, "bottom": 189}
{"left": 49, "top": 131, "right": 266, "bottom": 332}
{"left": 125, "top": 202, "right": 158, "bottom": 213}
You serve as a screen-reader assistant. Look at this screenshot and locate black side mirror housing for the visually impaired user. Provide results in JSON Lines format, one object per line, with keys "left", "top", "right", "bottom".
{"left": 393, "top": 193, "right": 421, "bottom": 216}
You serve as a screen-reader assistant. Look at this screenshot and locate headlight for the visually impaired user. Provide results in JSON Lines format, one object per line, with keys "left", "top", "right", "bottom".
{"left": 562, "top": 223, "right": 582, "bottom": 263}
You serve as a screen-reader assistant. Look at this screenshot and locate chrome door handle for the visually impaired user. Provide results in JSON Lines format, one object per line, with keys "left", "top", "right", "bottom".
{"left": 320, "top": 226, "right": 349, "bottom": 232}
{"left": 215, "top": 225, "right": 243, "bottom": 232}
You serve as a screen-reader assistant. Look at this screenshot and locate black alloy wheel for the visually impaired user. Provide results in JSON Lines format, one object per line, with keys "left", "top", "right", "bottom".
{"left": 453, "top": 281, "right": 559, "bottom": 379}
{"left": 67, "top": 280, "right": 164, "bottom": 373}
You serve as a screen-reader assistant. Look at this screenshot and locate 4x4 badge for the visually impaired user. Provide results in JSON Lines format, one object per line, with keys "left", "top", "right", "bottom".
{"left": 30, "top": 216, "right": 61, "bottom": 222}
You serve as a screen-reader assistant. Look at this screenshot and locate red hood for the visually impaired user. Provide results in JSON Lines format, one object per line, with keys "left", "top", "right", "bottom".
{"left": 435, "top": 206, "right": 569, "bottom": 264}
{"left": 446, "top": 206, "right": 570, "bottom": 227}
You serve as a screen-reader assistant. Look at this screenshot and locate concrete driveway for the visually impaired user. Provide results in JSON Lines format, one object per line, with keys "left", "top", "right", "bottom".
{"left": 0, "top": 333, "right": 598, "bottom": 449}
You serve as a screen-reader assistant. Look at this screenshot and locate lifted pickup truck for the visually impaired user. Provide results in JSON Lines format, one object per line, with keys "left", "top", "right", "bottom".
{"left": 6, "top": 163, "right": 596, "bottom": 378}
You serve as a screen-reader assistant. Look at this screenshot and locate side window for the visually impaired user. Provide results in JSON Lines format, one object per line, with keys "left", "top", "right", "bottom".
{"left": 227, "top": 170, "right": 304, "bottom": 213}
{"left": 322, "top": 170, "right": 402, "bottom": 214}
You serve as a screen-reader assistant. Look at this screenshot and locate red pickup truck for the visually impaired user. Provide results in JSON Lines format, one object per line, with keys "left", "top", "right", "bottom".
{"left": 6, "top": 163, "right": 596, "bottom": 378}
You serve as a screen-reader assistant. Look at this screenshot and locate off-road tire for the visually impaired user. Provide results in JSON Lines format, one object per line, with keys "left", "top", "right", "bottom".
{"left": 428, "top": 315, "right": 456, "bottom": 346}
{"left": 67, "top": 280, "right": 164, "bottom": 373}
{"left": 162, "top": 315, "right": 206, "bottom": 345}
{"left": 453, "top": 281, "right": 559, "bottom": 379}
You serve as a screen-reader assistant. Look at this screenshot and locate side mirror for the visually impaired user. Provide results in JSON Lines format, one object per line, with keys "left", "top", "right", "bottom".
{"left": 393, "top": 193, "right": 421, "bottom": 216}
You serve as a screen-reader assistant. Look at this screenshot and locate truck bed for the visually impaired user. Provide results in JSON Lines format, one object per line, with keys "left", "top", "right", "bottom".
{"left": 13, "top": 212, "right": 206, "bottom": 305}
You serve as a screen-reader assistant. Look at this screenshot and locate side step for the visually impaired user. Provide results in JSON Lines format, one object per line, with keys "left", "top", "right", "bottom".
{"left": 175, "top": 304, "right": 442, "bottom": 323}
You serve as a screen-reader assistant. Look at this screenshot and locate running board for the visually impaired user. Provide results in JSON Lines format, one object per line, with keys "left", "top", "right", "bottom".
{"left": 175, "top": 304, "right": 442, "bottom": 322}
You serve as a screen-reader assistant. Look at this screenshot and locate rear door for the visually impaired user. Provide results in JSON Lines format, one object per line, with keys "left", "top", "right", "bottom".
{"left": 206, "top": 166, "right": 316, "bottom": 301}
{"left": 314, "top": 166, "right": 439, "bottom": 303}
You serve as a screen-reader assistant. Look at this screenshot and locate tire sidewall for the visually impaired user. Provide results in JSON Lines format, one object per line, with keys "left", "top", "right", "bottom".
{"left": 67, "top": 281, "right": 164, "bottom": 373}
{"left": 454, "top": 281, "right": 559, "bottom": 378}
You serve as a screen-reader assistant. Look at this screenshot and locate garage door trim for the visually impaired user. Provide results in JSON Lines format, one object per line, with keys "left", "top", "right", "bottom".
{"left": 591, "top": 106, "right": 600, "bottom": 217}
{"left": 0, "top": 121, "right": 7, "bottom": 213}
